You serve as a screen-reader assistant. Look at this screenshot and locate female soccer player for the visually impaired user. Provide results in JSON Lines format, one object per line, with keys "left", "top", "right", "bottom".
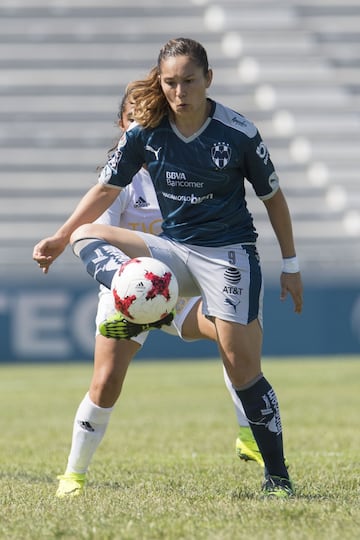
{"left": 54, "top": 91, "right": 262, "bottom": 498}
{"left": 34, "top": 37, "right": 302, "bottom": 497}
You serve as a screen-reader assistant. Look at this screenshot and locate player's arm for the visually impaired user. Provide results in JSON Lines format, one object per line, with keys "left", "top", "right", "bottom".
{"left": 244, "top": 130, "right": 303, "bottom": 313}
{"left": 262, "top": 188, "right": 303, "bottom": 314}
{"left": 33, "top": 183, "right": 120, "bottom": 273}
{"left": 262, "top": 188, "right": 296, "bottom": 259}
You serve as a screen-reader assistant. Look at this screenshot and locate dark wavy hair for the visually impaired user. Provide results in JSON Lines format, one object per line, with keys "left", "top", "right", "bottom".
{"left": 127, "top": 37, "right": 210, "bottom": 129}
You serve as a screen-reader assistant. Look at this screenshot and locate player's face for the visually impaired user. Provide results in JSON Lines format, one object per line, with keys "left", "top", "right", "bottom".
{"left": 159, "top": 55, "right": 212, "bottom": 123}
{"left": 119, "top": 99, "right": 135, "bottom": 131}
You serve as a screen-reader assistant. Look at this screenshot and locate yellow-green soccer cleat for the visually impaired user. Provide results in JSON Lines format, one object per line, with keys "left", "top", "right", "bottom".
{"left": 99, "top": 311, "right": 174, "bottom": 340}
{"left": 236, "top": 426, "right": 264, "bottom": 467}
{"left": 236, "top": 426, "right": 290, "bottom": 469}
{"left": 56, "top": 472, "right": 86, "bottom": 499}
{"left": 262, "top": 475, "right": 294, "bottom": 499}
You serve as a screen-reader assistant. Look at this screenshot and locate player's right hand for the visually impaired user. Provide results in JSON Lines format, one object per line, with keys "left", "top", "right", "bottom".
{"left": 280, "top": 272, "right": 303, "bottom": 314}
{"left": 32, "top": 236, "right": 67, "bottom": 274}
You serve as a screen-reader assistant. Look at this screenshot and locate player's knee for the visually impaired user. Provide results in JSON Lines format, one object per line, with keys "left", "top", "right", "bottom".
{"left": 70, "top": 224, "right": 95, "bottom": 245}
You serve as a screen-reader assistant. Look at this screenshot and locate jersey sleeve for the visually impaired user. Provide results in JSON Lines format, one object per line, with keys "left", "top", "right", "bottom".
{"left": 95, "top": 188, "right": 130, "bottom": 227}
{"left": 244, "top": 130, "right": 280, "bottom": 200}
{"left": 98, "top": 125, "right": 144, "bottom": 189}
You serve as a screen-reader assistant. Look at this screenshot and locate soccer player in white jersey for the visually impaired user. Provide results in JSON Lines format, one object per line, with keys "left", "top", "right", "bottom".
{"left": 54, "top": 93, "right": 261, "bottom": 498}
{"left": 34, "top": 38, "right": 303, "bottom": 498}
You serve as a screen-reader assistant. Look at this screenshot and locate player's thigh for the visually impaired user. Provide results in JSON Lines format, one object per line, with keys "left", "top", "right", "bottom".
{"left": 178, "top": 297, "right": 217, "bottom": 341}
{"left": 94, "top": 229, "right": 200, "bottom": 298}
{"left": 73, "top": 224, "right": 152, "bottom": 259}
{"left": 134, "top": 232, "right": 200, "bottom": 297}
{"left": 188, "top": 244, "right": 263, "bottom": 325}
{"left": 159, "top": 297, "right": 199, "bottom": 338}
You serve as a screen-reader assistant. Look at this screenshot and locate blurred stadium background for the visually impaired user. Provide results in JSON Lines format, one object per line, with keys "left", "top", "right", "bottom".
{"left": 0, "top": 0, "right": 359, "bottom": 361}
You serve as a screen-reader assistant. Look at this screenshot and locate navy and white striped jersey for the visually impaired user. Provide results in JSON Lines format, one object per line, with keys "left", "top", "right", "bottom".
{"left": 98, "top": 99, "right": 279, "bottom": 247}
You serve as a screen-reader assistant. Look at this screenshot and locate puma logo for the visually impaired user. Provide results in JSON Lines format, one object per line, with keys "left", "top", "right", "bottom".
{"left": 145, "top": 145, "right": 162, "bottom": 160}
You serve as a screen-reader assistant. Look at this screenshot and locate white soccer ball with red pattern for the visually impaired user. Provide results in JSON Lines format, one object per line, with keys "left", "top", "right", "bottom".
{"left": 111, "top": 257, "right": 179, "bottom": 324}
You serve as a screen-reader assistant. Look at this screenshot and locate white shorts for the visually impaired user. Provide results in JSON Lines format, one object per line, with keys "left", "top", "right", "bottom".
{"left": 95, "top": 285, "right": 201, "bottom": 346}
{"left": 134, "top": 232, "right": 264, "bottom": 326}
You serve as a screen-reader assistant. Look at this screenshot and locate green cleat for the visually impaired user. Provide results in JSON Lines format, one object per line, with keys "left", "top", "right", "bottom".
{"left": 236, "top": 426, "right": 290, "bottom": 469}
{"left": 262, "top": 475, "right": 294, "bottom": 499}
{"left": 99, "top": 311, "right": 174, "bottom": 340}
{"left": 236, "top": 426, "right": 264, "bottom": 467}
{"left": 56, "top": 472, "right": 86, "bottom": 499}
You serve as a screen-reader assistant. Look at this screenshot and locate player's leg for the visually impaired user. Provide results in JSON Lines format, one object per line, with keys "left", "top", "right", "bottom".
{"left": 216, "top": 320, "right": 292, "bottom": 498}
{"left": 56, "top": 336, "right": 140, "bottom": 498}
{"left": 186, "top": 244, "right": 292, "bottom": 497}
{"left": 171, "top": 296, "right": 262, "bottom": 465}
{"left": 71, "top": 223, "right": 152, "bottom": 267}
{"left": 222, "top": 365, "right": 263, "bottom": 466}
{"left": 56, "top": 291, "right": 145, "bottom": 498}
{"left": 71, "top": 225, "right": 199, "bottom": 339}
{"left": 70, "top": 223, "right": 151, "bottom": 291}
{"left": 71, "top": 226, "right": 175, "bottom": 338}
{"left": 215, "top": 318, "right": 293, "bottom": 497}
{"left": 71, "top": 224, "right": 199, "bottom": 298}
{"left": 67, "top": 336, "right": 140, "bottom": 464}
{"left": 177, "top": 297, "right": 215, "bottom": 340}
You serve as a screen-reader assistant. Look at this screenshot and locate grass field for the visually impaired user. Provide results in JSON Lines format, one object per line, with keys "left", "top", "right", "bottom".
{"left": 0, "top": 357, "right": 359, "bottom": 540}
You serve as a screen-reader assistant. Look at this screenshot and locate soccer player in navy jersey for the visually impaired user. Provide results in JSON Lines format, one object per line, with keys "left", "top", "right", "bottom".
{"left": 52, "top": 91, "right": 262, "bottom": 499}
{"left": 33, "top": 37, "right": 303, "bottom": 498}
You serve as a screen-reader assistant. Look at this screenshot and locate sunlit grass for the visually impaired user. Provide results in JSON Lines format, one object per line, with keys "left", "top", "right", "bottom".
{"left": 0, "top": 358, "right": 359, "bottom": 539}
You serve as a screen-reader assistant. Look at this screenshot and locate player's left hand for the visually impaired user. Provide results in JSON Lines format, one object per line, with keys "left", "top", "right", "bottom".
{"left": 280, "top": 272, "right": 303, "bottom": 313}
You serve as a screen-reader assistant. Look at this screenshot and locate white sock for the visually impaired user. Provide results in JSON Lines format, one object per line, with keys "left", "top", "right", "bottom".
{"left": 65, "top": 392, "right": 114, "bottom": 474}
{"left": 223, "top": 365, "right": 249, "bottom": 428}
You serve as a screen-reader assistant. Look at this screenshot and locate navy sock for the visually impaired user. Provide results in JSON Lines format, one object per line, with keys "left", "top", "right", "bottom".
{"left": 235, "top": 376, "right": 288, "bottom": 479}
{"left": 73, "top": 239, "right": 129, "bottom": 289}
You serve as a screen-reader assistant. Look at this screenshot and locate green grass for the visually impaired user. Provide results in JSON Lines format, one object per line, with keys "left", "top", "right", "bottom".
{"left": 0, "top": 357, "right": 359, "bottom": 540}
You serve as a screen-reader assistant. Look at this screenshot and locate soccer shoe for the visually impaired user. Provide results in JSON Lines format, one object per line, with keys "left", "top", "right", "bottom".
{"left": 56, "top": 472, "right": 86, "bottom": 498}
{"left": 99, "top": 310, "right": 174, "bottom": 340}
{"left": 262, "top": 475, "right": 294, "bottom": 499}
{"left": 236, "top": 426, "right": 264, "bottom": 467}
{"left": 236, "top": 427, "right": 290, "bottom": 469}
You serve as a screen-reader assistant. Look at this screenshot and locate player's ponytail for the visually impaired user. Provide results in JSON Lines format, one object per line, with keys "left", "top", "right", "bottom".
{"left": 126, "top": 67, "right": 168, "bottom": 129}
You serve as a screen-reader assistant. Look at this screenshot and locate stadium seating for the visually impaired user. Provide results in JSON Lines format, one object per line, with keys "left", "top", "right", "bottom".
{"left": 1, "top": 0, "right": 359, "bottom": 283}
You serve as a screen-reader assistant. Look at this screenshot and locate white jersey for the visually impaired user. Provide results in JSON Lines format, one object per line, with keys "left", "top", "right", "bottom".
{"left": 96, "top": 167, "right": 162, "bottom": 236}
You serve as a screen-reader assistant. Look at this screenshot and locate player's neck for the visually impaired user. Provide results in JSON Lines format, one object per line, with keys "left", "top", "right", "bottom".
{"left": 171, "top": 100, "right": 211, "bottom": 138}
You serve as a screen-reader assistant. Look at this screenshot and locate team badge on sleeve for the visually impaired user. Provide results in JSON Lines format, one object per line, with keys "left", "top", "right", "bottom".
{"left": 256, "top": 141, "right": 269, "bottom": 165}
{"left": 108, "top": 148, "right": 122, "bottom": 174}
{"left": 98, "top": 143, "right": 123, "bottom": 183}
{"left": 98, "top": 164, "right": 113, "bottom": 183}
{"left": 98, "top": 148, "right": 122, "bottom": 183}
{"left": 211, "top": 142, "right": 232, "bottom": 169}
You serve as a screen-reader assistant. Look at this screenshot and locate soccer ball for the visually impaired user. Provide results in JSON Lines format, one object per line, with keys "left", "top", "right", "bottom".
{"left": 111, "top": 257, "right": 179, "bottom": 324}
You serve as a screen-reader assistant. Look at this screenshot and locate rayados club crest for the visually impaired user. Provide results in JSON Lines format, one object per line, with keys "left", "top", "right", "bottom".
{"left": 211, "top": 142, "right": 232, "bottom": 169}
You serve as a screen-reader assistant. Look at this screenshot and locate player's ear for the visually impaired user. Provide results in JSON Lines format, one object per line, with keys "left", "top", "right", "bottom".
{"left": 205, "top": 68, "right": 213, "bottom": 89}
